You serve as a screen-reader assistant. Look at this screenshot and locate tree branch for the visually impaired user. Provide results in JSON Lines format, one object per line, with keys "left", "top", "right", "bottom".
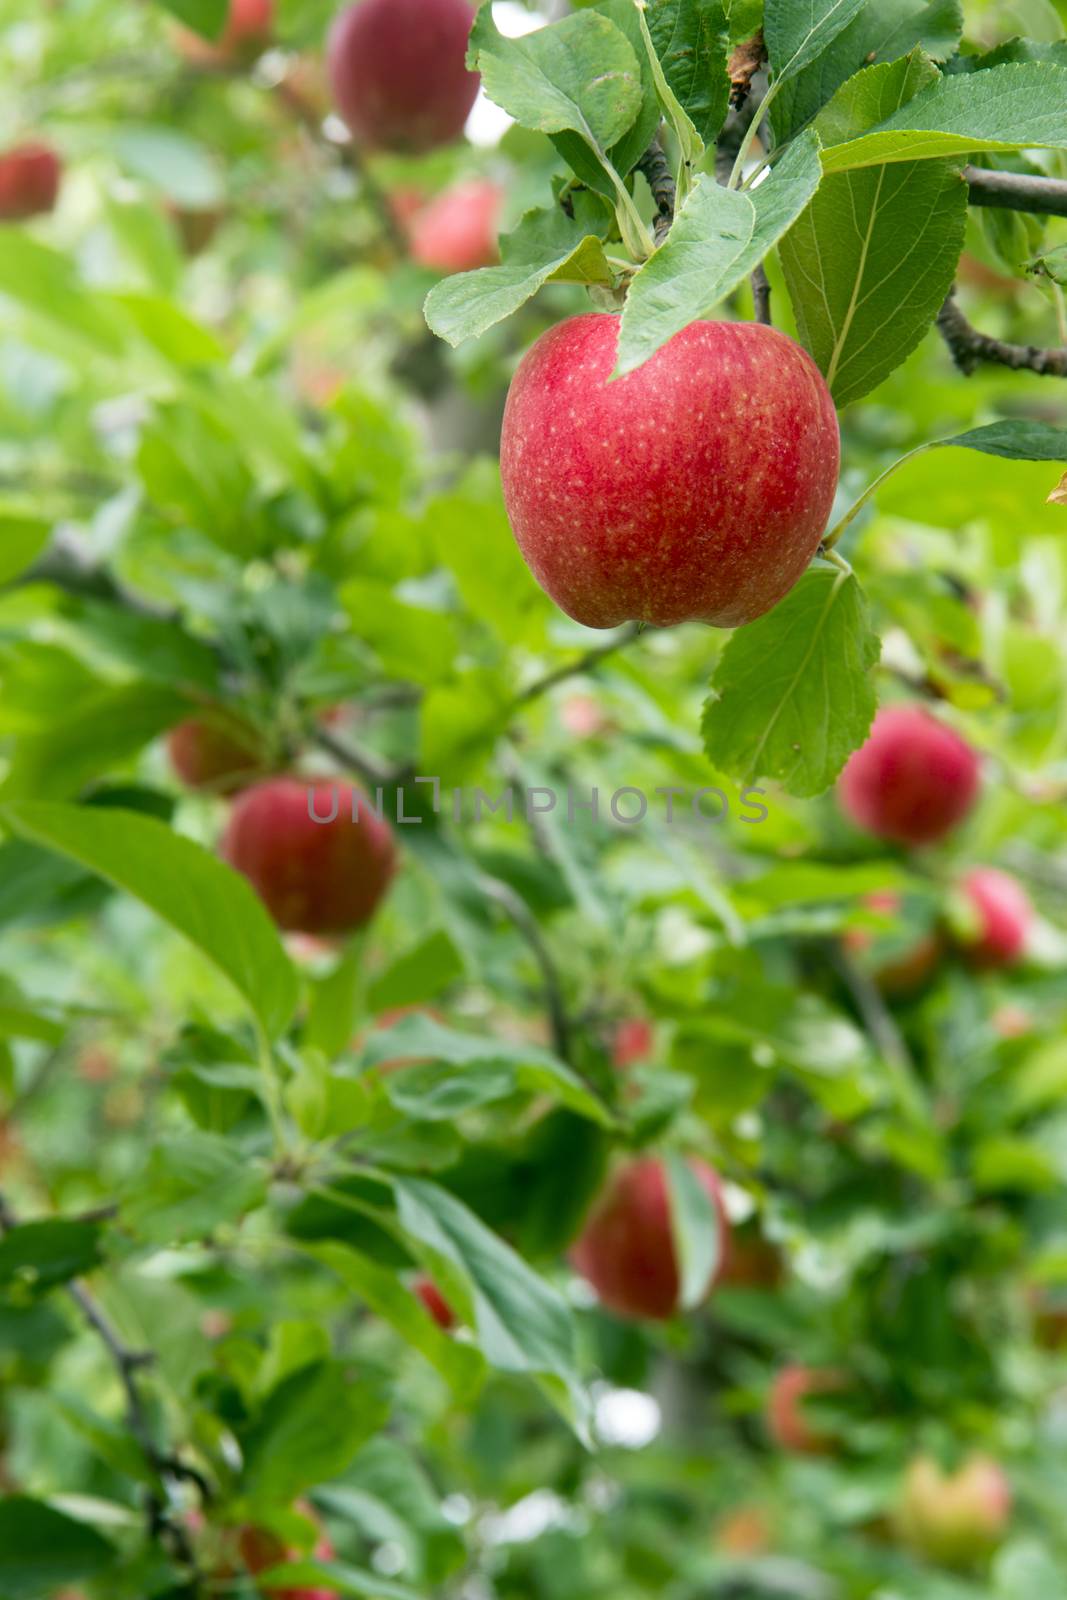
{"left": 475, "top": 873, "right": 574, "bottom": 1064}
{"left": 636, "top": 138, "right": 676, "bottom": 244}
{"left": 311, "top": 725, "right": 406, "bottom": 789}
{"left": 965, "top": 164, "right": 1067, "bottom": 219}
{"left": 512, "top": 622, "right": 643, "bottom": 709}
{"left": 751, "top": 263, "right": 773, "bottom": 325}
{"left": 936, "top": 290, "right": 1067, "bottom": 377}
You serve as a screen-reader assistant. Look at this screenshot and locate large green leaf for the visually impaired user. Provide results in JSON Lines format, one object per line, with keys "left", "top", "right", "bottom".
{"left": 0, "top": 1498, "right": 114, "bottom": 1598}
{"left": 0, "top": 1220, "right": 103, "bottom": 1298}
{"left": 152, "top": 0, "right": 228, "bottom": 38}
{"left": 0, "top": 803, "right": 299, "bottom": 1037}
{"left": 645, "top": 0, "right": 732, "bottom": 146}
{"left": 780, "top": 55, "right": 967, "bottom": 404}
{"left": 702, "top": 565, "right": 881, "bottom": 797}
{"left": 241, "top": 1360, "right": 389, "bottom": 1504}
{"left": 553, "top": 0, "right": 664, "bottom": 190}
{"left": 764, "top": 0, "right": 871, "bottom": 84}
{"left": 123, "top": 1132, "right": 268, "bottom": 1244}
{"left": 823, "top": 60, "right": 1067, "bottom": 171}
{"left": 616, "top": 131, "right": 823, "bottom": 374}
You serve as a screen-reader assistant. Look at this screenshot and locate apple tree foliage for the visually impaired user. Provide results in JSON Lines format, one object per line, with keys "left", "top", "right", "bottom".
{"left": 0, "top": 1, "right": 1066, "bottom": 1597}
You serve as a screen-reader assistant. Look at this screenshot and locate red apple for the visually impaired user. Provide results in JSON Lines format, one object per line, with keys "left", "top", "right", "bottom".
{"left": 896, "top": 1454, "right": 1011, "bottom": 1568}
{"left": 238, "top": 1507, "right": 336, "bottom": 1599}
{"left": 559, "top": 693, "right": 615, "bottom": 739}
{"left": 0, "top": 143, "right": 62, "bottom": 221}
{"left": 612, "top": 1017, "right": 654, "bottom": 1069}
{"left": 168, "top": 716, "right": 266, "bottom": 794}
{"left": 174, "top": 0, "right": 273, "bottom": 67}
{"left": 414, "top": 1275, "right": 455, "bottom": 1330}
{"left": 221, "top": 777, "right": 396, "bottom": 935}
{"left": 958, "top": 867, "right": 1032, "bottom": 969}
{"left": 409, "top": 179, "right": 502, "bottom": 273}
{"left": 766, "top": 1365, "right": 843, "bottom": 1455}
{"left": 499, "top": 314, "right": 839, "bottom": 630}
{"left": 837, "top": 706, "right": 981, "bottom": 847}
{"left": 328, "top": 0, "right": 479, "bottom": 154}
{"left": 571, "top": 1155, "right": 729, "bottom": 1320}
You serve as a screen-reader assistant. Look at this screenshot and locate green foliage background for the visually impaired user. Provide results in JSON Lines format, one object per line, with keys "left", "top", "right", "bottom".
{"left": 0, "top": 1, "right": 1066, "bottom": 1597}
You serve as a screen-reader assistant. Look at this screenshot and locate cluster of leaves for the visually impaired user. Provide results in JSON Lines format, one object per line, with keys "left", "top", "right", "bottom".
{"left": 0, "top": 1, "right": 1066, "bottom": 1599}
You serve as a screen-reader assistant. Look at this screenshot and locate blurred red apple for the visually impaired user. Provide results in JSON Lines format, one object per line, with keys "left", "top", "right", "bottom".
{"left": 897, "top": 1453, "right": 1011, "bottom": 1568}
{"left": 238, "top": 1506, "right": 336, "bottom": 1599}
{"left": 612, "top": 1017, "right": 654, "bottom": 1069}
{"left": 837, "top": 706, "right": 981, "bottom": 846}
{"left": 560, "top": 693, "right": 615, "bottom": 739}
{"left": 957, "top": 867, "right": 1032, "bottom": 969}
{"left": 221, "top": 777, "right": 396, "bottom": 935}
{"left": 500, "top": 315, "right": 839, "bottom": 629}
{"left": 0, "top": 143, "right": 62, "bottom": 221}
{"left": 409, "top": 179, "right": 502, "bottom": 273}
{"left": 767, "top": 1365, "right": 843, "bottom": 1455}
{"left": 571, "top": 1155, "right": 729, "bottom": 1320}
{"left": 174, "top": 0, "right": 273, "bottom": 67}
{"left": 168, "top": 715, "right": 266, "bottom": 794}
{"left": 414, "top": 1275, "right": 455, "bottom": 1330}
{"left": 328, "top": 0, "right": 479, "bottom": 154}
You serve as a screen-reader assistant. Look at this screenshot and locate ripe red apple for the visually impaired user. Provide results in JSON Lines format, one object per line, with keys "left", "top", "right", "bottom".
{"left": 238, "top": 1508, "right": 336, "bottom": 1600}
{"left": 174, "top": 0, "right": 274, "bottom": 67}
{"left": 414, "top": 1275, "right": 455, "bottom": 1330}
{"left": 328, "top": 0, "right": 480, "bottom": 155}
{"left": 896, "top": 1454, "right": 1011, "bottom": 1568}
{"left": 499, "top": 314, "right": 839, "bottom": 630}
{"left": 837, "top": 706, "right": 982, "bottom": 847}
{"left": 612, "top": 1017, "right": 654, "bottom": 1069}
{"left": 766, "top": 1365, "right": 843, "bottom": 1455}
{"left": 221, "top": 778, "right": 396, "bottom": 936}
{"left": 0, "top": 143, "right": 62, "bottom": 221}
{"left": 571, "top": 1155, "right": 729, "bottom": 1320}
{"left": 167, "top": 716, "right": 266, "bottom": 794}
{"left": 408, "top": 179, "right": 502, "bottom": 273}
{"left": 957, "top": 867, "right": 1032, "bottom": 969}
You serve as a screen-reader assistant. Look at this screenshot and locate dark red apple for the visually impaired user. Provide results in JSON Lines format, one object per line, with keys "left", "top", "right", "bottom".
{"left": 612, "top": 1017, "right": 654, "bottom": 1069}
{"left": 837, "top": 706, "right": 981, "bottom": 846}
{"left": 571, "top": 1155, "right": 729, "bottom": 1320}
{"left": 0, "top": 143, "right": 62, "bottom": 221}
{"left": 167, "top": 716, "right": 266, "bottom": 794}
{"left": 499, "top": 314, "right": 839, "bottom": 630}
{"left": 409, "top": 179, "right": 502, "bottom": 273}
{"left": 896, "top": 1454, "right": 1011, "bottom": 1568}
{"left": 414, "top": 1275, "right": 455, "bottom": 1330}
{"left": 174, "top": 0, "right": 274, "bottom": 67}
{"left": 238, "top": 1506, "right": 336, "bottom": 1600}
{"left": 328, "top": 0, "right": 479, "bottom": 154}
{"left": 958, "top": 867, "right": 1032, "bottom": 969}
{"left": 221, "top": 777, "right": 396, "bottom": 935}
{"left": 766, "top": 1365, "right": 843, "bottom": 1455}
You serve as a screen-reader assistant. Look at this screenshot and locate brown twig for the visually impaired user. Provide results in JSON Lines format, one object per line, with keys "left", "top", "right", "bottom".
{"left": 636, "top": 138, "right": 676, "bottom": 244}
{"left": 936, "top": 290, "right": 1067, "bottom": 377}
{"left": 728, "top": 30, "right": 768, "bottom": 111}
{"left": 477, "top": 873, "right": 574, "bottom": 1064}
{"left": 511, "top": 622, "right": 643, "bottom": 709}
{"left": 965, "top": 165, "right": 1067, "bottom": 219}
{"left": 312, "top": 725, "right": 406, "bottom": 789}
{"left": 751, "top": 263, "right": 773, "bottom": 325}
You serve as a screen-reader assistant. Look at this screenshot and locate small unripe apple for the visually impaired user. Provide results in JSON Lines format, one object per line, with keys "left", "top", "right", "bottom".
{"left": 238, "top": 1506, "right": 335, "bottom": 1600}
{"left": 221, "top": 777, "right": 396, "bottom": 935}
{"left": 571, "top": 1155, "right": 729, "bottom": 1320}
{"left": 766, "top": 1365, "right": 843, "bottom": 1455}
{"left": 0, "top": 143, "right": 62, "bottom": 221}
{"left": 958, "top": 867, "right": 1032, "bottom": 969}
{"left": 174, "top": 0, "right": 274, "bottom": 67}
{"left": 167, "top": 716, "right": 266, "bottom": 794}
{"left": 559, "top": 693, "right": 615, "bottom": 740}
{"left": 328, "top": 0, "right": 480, "bottom": 155}
{"left": 837, "top": 706, "right": 981, "bottom": 846}
{"left": 409, "top": 180, "right": 502, "bottom": 273}
{"left": 896, "top": 1454, "right": 1011, "bottom": 1568}
{"left": 612, "top": 1017, "right": 654, "bottom": 1069}
{"left": 500, "top": 314, "right": 839, "bottom": 630}
{"left": 414, "top": 1275, "right": 455, "bottom": 1330}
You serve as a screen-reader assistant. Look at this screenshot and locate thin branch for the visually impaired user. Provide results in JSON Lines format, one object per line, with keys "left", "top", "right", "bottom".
{"left": 311, "top": 725, "right": 406, "bottom": 789}
{"left": 476, "top": 874, "right": 573, "bottom": 1064}
{"left": 512, "top": 622, "right": 643, "bottom": 709}
{"left": 937, "top": 290, "right": 1067, "bottom": 377}
{"left": 751, "top": 263, "right": 773, "bottom": 325}
{"left": 965, "top": 164, "right": 1067, "bottom": 219}
{"left": 636, "top": 138, "right": 676, "bottom": 244}
{"left": 823, "top": 947, "right": 925, "bottom": 1122}
{"left": 728, "top": 31, "right": 768, "bottom": 112}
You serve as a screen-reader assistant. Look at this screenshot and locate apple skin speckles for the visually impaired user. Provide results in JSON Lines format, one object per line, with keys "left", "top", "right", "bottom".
{"left": 499, "top": 314, "right": 841, "bottom": 630}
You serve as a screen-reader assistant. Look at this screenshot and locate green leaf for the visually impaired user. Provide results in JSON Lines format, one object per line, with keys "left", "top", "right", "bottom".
{"left": 553, "top": 0, "right": 664, "bottom": 189}
{"left": 764, "top": 0, "right": 871, "bottom": 83}
{"left": 780, "top": 57, "right": 967, "bottom": 404}
{"left": 366, "top": 1015, "right": 615, "bottom": 1127}
{"left": 111, "top": 125, "right": 224, "bottom": 207}
{"left": 365, "top": 930, "right": 466, "bottom": 1013}
{"left": 822, "top": 61, "right": 1067, "bottom": 172}
{"left": 424, "top": 205, "right": 612, "bottom": 348}
{"left": 241, "top": 1360, "right": 389, "bottom": 1504}
{"left": 665, "top": 1153, "right": 723, "bottom": 1311}
{"left": 0, "top": 1220, "right": 102, "bottom": 1298}
{"left": 0, "top": 512, "right": 49, "bottom": 586}
{"left": 1, "top": 681, "right": 190, "bottom": 800}
{"left": 0, "top": 1498, "right": 114, "bottom": 1598}
{"left": 391, "top": 1177, "right": 589, "bottom": 1437}
{"left": 311, "top": 1242, "right": 485, "bottom": 1398}
{"left": 123, "top": 1132, "right": 267, "bottom": 1244}
{"left": 936, "top": 420, "right": 1067, "bottom": 461}
{"left": 0, "top": 803, "right": 299, "bottom": 1037}
{"left": 616, "top": 131, "right": 823, "bottom": 374}
{"left": 469, "top": 6, "right": 644, "bottom": 153}
{"left": 0, "top": 234, "right": 132, "bottom": 356}
{"left": 645, "top": 0, "right": 732, "bottom": 146}
{"left": 702, "top": 565, "right": 881, "bottom": 797}
{"left": 251, "top": 1559, "right": 424, "bottom": 1600}
{"left": 152, "top": 0, "right": 228, "bottom": 38}
{"left": 772, "top": 0, "right": 964, "bottom": 138}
